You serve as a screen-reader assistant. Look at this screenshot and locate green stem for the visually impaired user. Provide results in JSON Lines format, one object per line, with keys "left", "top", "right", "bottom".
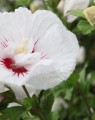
{"left": 22, "top": 85, "right": 31, "bottom": 98}
{"left": 28, "top": 111, "right": 33, "bottom": 118}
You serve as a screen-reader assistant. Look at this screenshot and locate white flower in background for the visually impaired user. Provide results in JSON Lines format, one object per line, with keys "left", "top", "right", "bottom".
{"left": 76, "top": 46, "right": 86, "bottom": 64}
{"left": 57, "top": 0, "right": 64, "bottom": 13}
{"left": 0, "top": 7, "right": 79, "bottom": 100}
{"left": 52, "top": 97, "right": 68, "bottom": 111}
{"left": 63, "top": 0, "right": 90, "bottom": 23}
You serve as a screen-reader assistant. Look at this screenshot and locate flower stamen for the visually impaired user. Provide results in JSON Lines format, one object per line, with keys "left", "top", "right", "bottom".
{"left": 15, "top": 40, "right": 28, "bottom": 54}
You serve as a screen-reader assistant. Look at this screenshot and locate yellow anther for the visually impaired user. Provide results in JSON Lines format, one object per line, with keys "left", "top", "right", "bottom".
{"left": 15, "top": 40, "right": 28, "bottom": 54}
{"left": 83, "top": 6, "right": 95, "bottom": 26}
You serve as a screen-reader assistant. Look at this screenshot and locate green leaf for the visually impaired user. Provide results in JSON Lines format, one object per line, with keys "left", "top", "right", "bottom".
{"left": 31, "top": 95, "right": 39, "bottom": 109}
{"left": 30, "top": 91, "right": 54, "bottom": 120}
{"left": 68, "top": 9, "right": 85, "bottom": 18}
{"left": 78, "top": 64, "right": 90, "bottom": 93}
{"left": 22, "top": 97, "right": 32, "bottom": 110}
{"left": 0, "top": 106, "right": 26, "bottom": 120}
{"left": 52, "top": 0, "right": 60, "bottom": 6}
{"left": 22, "top": 112, "right": 39, "bottom": 120}
{"left": 65, "top": 72, "right": 79, "bottom": 88}
{"left": 40, "top": 90, "right": 54, "bottom": 114}
{"left": 30, "top": 95, "right": 42, "bottom": 118}
{"left": 0, "top": 90, "right": 16, "bottom": 111}
{"left": 79, "top": 63, "right": 88, "bottom": 82}
{"left": 52, "top": 111, "right": 60, "bottom": 120}
{"left": 91, "top": 112, "right": 95, "bottom": 120}
{"left": 52, "top": 71, "right": 79, "bottom": 97}
{"left": 43, "top": 0, "right": 59, "bottom": 15}
{"left": 0, "top": 115, "right": 7, "bottom": 120}
{"left": 92, "top": 0, "right": 95, "bottom": 5}
{"left": 16, "top": 0, "right": 32, "bottom": 7}
{"left": 77, "top": 20, "right": 95, "bottom": 34}
{"left": 64, "top": 87, "right": 73, "bottom": 100}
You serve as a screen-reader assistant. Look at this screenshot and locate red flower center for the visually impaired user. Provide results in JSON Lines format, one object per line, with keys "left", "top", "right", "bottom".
{"left": 1, "top": 58, "right": 28, "bottom": 76}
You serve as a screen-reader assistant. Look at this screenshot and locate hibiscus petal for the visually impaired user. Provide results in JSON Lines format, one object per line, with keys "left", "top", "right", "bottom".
{"left": 0, "top": 66, "right": 36, "bottom": 100}
{"left": 26, "top": 10, "right": 66, "bottom": 40}
{"left": 0, "top": 8, "right": 65, "bottom": 49}
{"left": 0, "top": 8, "right": 32, "bottom": 45}
{"left": 26, "top": 25, "right": 79, "bottom": 89}
{"left": 8, "top": 84, "right": 36, "bottom": 100}
{"left": 27, "top": 59, "right": 62, "bottom": 89}
{"left": 0, "top": 65, "right": 28, "bottom": 86}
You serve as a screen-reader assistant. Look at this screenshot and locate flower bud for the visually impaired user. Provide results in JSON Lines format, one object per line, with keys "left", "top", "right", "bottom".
{"left": 57, "top": 0, "right": 64, "bottom": 13}
{"left": 83, "top": 6, "right": 95, "bottom": 26}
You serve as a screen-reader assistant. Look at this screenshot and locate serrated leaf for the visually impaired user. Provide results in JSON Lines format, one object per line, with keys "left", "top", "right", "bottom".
{"left": 1, "top": 106, "right": 26, "bottom": 120}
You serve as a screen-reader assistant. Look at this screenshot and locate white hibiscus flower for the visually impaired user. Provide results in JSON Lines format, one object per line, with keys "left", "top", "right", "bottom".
{"left": 0, "top": 7, "right": 79, "bottom": 100}
{"left": 64, "top": 0, "right": 90, "bottom": 23}
{"left": 76, "top": 46, "right": 86, "bottom": 64}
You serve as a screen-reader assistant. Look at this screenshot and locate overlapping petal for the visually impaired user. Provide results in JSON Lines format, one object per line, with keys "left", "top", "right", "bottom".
{"left": 26, "top": 24, "right": 79, "bottom": 89}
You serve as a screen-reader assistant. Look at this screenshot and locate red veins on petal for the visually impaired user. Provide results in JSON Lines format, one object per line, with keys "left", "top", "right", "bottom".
{"left": 1, "top": 58, "right": 28, "bottom": 76}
